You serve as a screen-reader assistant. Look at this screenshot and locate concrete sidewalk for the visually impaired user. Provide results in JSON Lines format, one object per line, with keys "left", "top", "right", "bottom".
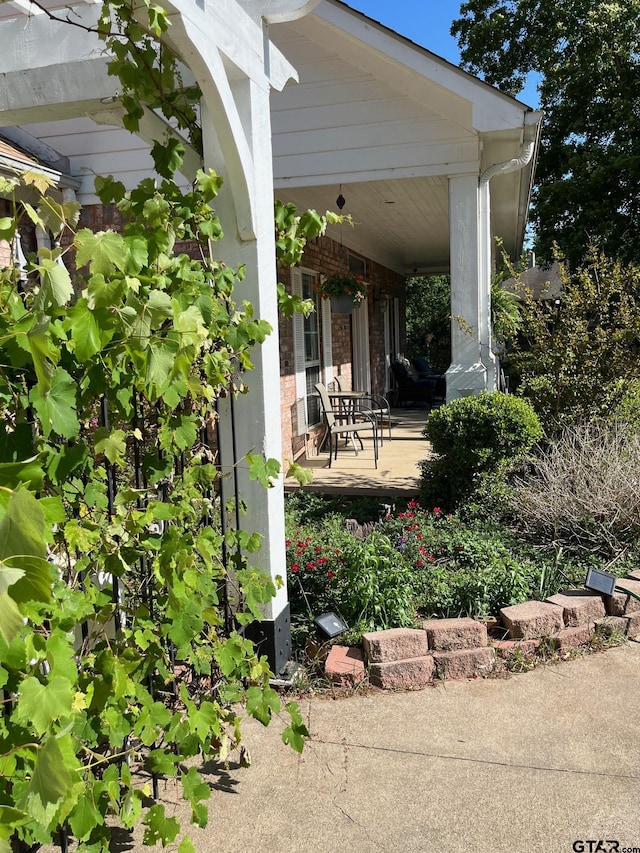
{"left": 132, "top": 642, "right": 640, "bottom": 853}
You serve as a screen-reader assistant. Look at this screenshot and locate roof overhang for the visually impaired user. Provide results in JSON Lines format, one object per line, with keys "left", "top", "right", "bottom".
{"left": 270, "top": 0, "right": 542, "bottom": 275}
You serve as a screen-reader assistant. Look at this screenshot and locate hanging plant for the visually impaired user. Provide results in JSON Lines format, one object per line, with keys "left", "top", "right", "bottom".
{"left": 316, "top": 272, "right": 367, "bottom": 305}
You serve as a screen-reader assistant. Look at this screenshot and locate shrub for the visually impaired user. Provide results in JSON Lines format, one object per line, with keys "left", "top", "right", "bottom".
{"left": 336, "top": 532, "right": 416, "bottom": 631}
{"left": 511, "top": 419, "right": 640, "bottom": 554}
{"left": 420, "top": 392, "right": 542, "bottom": 510}
{"left": 378, "top": 502, "right": 584, "bottom": 617}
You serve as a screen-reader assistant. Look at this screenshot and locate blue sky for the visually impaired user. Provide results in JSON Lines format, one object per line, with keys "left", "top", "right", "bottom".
{"left": 342, "top": 0, "right": 540, "bottom": 107}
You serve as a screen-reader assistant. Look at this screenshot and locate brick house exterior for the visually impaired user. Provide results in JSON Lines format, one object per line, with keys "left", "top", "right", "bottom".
{"left": 278, "top": 233, "right": 405, "bottom": 464}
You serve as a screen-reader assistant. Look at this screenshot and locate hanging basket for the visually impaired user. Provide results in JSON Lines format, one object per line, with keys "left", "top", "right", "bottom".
{"left": 330, "top": 294, "right": 355, "bottom": 314}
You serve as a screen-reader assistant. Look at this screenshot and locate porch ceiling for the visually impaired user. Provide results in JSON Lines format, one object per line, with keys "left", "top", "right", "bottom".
{"left": 276, "top": 175, "right": 451, "bottom": 275}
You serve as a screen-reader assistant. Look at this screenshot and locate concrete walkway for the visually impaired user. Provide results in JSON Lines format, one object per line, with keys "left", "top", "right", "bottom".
{"left": 131, "top": 642, "right": 640, "bottom": 853}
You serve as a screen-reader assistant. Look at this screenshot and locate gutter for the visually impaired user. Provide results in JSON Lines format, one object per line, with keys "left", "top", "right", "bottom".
{"left": 480, "top": 109, "right": 543, "bottom": 188}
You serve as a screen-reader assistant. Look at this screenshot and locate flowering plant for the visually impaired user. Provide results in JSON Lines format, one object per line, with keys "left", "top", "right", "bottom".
{"left": 316, "top": 272, "right": 367, "bottom": 305}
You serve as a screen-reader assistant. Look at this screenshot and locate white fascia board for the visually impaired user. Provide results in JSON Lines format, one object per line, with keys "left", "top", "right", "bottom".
{"left": 0, "top": 151, "right": 80, "bottom": 190}
{"left": 317, "top": 0, "right": 531, "bottom": 133}
{"left": 1, "top": 126, "right": 71, "bottom": 174}
{"left": 274, "top": 158, "right": 479, "bottom": 189}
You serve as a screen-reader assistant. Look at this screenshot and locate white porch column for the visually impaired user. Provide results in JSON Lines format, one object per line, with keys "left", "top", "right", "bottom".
{"left": 164, "top": 1, "right": 300, "bottom": 674}
{"left": 204, "top": 84, "right": 290, "bottom": 671}
{"left": 478, "top": 177, "right": 498, "bottom": 391}
{"left": 446, "top": 173, "right": 490, "bottom": 400}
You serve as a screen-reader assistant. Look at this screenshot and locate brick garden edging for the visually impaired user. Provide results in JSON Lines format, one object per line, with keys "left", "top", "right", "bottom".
{"left": 324, "top": 573, "right": 640, "bottom": 688}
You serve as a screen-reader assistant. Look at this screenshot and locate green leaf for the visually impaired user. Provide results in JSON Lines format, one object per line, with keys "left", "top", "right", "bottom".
{"left": 75, "top": 229, "right": 126, "bottom": 276}
{"left": 144, "top": 341, "right": 175, "bottom": 396}
{"left": 46, "top": 441, "right": 89, "bottom": 484}
{"left": 124, "top": 235, "right": 149, "bottom": 275}
{"left": 152, "top": 138, "right": 185, "bottom": 179}
{"left": 27, "top": 315, "right": 58, "bottom": 394}
{"left": 0, "top": 217, "right": 16, "bottom": 241}
{"left": 0, "top": 458, "right": 44, "bottom": 492}
{"left": 67, "top": 299, "right": 103, "bottom": 362}
{"left": 146, "top": 289, "right": 173, "bottom": 325}
{"left": 179, "top": 837, "right": 196, "bottom": 853}
{"left": 94, "top": 175, "right": 126, "bottom": 206}
{"left": 195, "top": 169, "right": 223, "bottom": 202}
{"left": 245, "top": 684, "right": 280, "bottom": 726}
{"left": 285, "top": 461, "right": 314, "bottom": 486}
{"left": 68, "top": 794, "right": 103, "bottom": 840}
{"left": 142, "top": 805, "right": 180, "bottom": 847}
{"left": 0, "top": 592, "right": 24, "bottom": 644}
{"left": 34, "top": 258, "right": 73, "bottom": 310}
{"left": 29, "top": 367, "right": 79, "bottom": 439}
{"left": 18, "top": 734, "right": 74, "bottom": 829}
{"left": 174, "top": 305, "right": 208, "bottom": 348}
{"left": 246, "top": 453, "right": 280, "bottom": 488}
{"left": 15, "top": 674, "right": 74, "bottom": 735}
{"left": 180, "top": 767, "right": 210, "bottom": 806}
{"left": 3, "top": 556, "right": 51, "bottom": 605}
{"left": 0, "top": 488, "right": 46, "bottom": 561}
{"left": 0, "top": 564, "right": 23, "bottom": 595}
{"left": 85, "top": 273, "right": 125, "bottom": 309}
{"left": 281, "top": 701, "right": 309, "bottom": 753}
{"left": 147, "top": 749, "right": 180, "bottom": 775}
{"left": 93, "top": 428, "right": 127, "bottom": 466}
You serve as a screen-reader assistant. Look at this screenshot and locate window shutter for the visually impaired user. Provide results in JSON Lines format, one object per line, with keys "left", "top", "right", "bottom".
{"left": 321, "top": 296, "right": 333, "bottom": 387}
{"left": 291, "top": 268, "right": 307, "bottom": 432}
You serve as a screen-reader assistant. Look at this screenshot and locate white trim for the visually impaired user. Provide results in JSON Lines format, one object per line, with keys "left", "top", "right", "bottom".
{"left": 321, "top": 296, "right": 333, "bottom": 387}
{"left": 291, "top": 267, "right": 307, "bottom": 432}
{"left": 352, "top": 295, "right": 371, "bottom": 392}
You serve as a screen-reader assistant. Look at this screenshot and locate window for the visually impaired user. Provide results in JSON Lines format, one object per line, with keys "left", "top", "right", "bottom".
{"left": 292, "top": 267, "right": 333, "bottom": 436}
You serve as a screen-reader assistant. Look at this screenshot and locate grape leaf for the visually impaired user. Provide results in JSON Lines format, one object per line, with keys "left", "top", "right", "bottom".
{"left": 75, "top": 229, "right": 126, "bottom": 276}
{"left": 18, "top": 734, "right": 73, "bottom": 828}
{"left": 15, "top": 674, "right": 74, "bottom": 735}
{"left": 0, "top": 592, "right": 24, "bottom": 644}
{"left": 34, "top": 258, "right": 73, "bottom": 310}
{"left": 29, "top": 367, "right": 79, "bottom": 439}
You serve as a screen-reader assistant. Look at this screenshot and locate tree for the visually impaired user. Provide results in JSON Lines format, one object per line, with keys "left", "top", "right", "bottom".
{"left": 405, "top": 276, "right": 451, "bottom": 370}
{"left": 503, "top": 248, "right": 640, "bottom": 435}
{"left": 452, "top": 0, "right": 640, "bottom": 267}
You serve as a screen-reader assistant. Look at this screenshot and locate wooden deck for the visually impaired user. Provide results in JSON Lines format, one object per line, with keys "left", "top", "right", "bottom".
{"left": 285, "top": 407, "right": 433, "bottom": 497}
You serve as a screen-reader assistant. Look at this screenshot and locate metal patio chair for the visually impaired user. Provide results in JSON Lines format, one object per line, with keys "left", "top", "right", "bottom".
{"left": 315, "top": 382, "right": 378, "bottom": 468}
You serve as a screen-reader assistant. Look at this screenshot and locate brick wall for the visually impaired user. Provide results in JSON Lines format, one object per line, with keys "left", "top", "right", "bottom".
{"left": 279, "top": 234, "right": 405, "bottom": 462}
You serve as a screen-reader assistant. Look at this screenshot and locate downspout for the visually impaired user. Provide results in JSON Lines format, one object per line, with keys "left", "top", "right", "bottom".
{"left": 478, "top": 110, "right": 542, "bottom": 390}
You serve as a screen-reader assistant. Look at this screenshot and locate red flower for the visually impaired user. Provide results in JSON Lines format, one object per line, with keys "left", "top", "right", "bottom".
{"left": 416, "top": 560, "right": 424, "bottom": 567}
{"left": 327, "top": 570, "right": 335, "bottom": 579}
{"left": 291, "top": 564, "right": 299, "bottom": 573}
{"left": 433, "top": 507, "right": 442, "bottom": 515}
{"left": 315, "top": 546, "right": 322, "bottom": 552}
{"left": 285, "top": 539, "right": 291, "bottom": 546}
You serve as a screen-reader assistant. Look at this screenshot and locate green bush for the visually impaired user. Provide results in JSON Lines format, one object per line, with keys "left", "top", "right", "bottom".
{"left": 420, "top": 392, "right": 542, "bottom": 511}
{"left": 505, "top": 249, "right": 640, "bottom": 436}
